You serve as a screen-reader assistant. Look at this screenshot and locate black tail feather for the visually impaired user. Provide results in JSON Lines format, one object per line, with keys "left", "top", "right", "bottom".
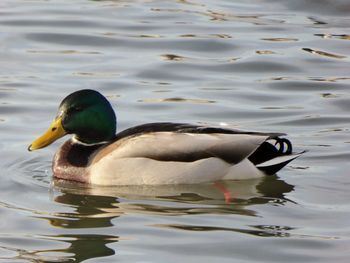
{"left": 249, "top": 137, "right": 303, "bottom": 175}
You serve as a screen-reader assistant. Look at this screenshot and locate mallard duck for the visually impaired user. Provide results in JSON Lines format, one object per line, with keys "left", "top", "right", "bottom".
{"left": 28, "top": 89, "right": 302, "bottom": 185}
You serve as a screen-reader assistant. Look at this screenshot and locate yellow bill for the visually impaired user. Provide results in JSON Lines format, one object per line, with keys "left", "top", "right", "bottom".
{"left": 28, "top": 117, "right": 66, "bottom": 151}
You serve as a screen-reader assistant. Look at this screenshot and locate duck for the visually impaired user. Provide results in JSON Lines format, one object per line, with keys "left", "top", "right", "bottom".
{"left": 28, "top": 89, "right": 303, "bottom": 185}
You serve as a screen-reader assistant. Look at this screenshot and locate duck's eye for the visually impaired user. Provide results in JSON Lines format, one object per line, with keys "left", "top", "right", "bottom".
{"left": 74, "top": 106, "right": 83, "bottom": 112}
{"left": 70, "top": 106, "right": 83, "bottom": 112}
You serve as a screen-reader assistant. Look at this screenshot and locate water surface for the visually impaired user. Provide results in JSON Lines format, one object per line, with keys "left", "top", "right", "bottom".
{"left": 0, "top": 0, "right": 350, "bottom": 262}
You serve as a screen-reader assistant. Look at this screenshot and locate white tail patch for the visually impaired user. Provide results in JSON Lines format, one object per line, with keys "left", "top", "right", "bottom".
{"left": 256, "top": 152, "right": 303, "bottom": 168}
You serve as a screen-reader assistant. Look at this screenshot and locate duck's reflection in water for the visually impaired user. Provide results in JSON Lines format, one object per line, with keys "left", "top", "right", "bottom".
{"left": 38, "top": 194, "right": 120, "bottom": 262}
{"left": 52, "top": 175, "right": 294, "bottom": 212}
{"left": 28, "top": 176, "right": 295, "bottom": 262}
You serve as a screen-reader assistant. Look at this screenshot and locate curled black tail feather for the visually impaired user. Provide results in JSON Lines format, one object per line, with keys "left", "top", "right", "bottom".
{"left": 248, "top": 137, "right": 300, "bottom": 175}
{"left": 274, "top": 138, "right": 292, "bottom": 154}
{"left": 249, "top": 137, "right": 293, "bottom": 166}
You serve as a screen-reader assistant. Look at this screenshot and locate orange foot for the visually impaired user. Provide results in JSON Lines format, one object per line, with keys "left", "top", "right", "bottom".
{"left": 214, "top": 181, "right": 236, "bottom": 204}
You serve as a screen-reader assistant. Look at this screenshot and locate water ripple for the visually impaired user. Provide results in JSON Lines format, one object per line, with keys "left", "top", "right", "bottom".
{"left": 1, "top": 0, "right": 350, "bottom": 262}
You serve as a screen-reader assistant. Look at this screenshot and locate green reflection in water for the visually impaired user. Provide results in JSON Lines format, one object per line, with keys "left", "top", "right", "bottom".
{"left": 48, "top": 194, "right": 121, "bottom": 229}
{"left": 47, "top": 234, "right": 117, "bottom": 262}
{"left": 36, "top": 194, "right": 121, "bottom": 262}
{"left": 0, "top": 234, "right": 117, "bottom": 262}
{"left": 19, "top": 176, "right": 294, "bottom": 262}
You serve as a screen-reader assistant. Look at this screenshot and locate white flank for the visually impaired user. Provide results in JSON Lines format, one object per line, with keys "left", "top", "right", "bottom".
{"left": 90, "top": 157, "right": 265, "bottom": 186}
{"left": 88, "top": 132, "right": 269, "bottom": 185}
{"left": 224, "top": 159, "right": 265, "bottom": 180}
{"left": 90, "top": 157, "right": 230, "bottom": 185}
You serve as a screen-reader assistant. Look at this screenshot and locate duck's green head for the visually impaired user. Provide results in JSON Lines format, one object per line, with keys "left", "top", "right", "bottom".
{"left": 28, "top": 89, "right": 116, "bottom": 151}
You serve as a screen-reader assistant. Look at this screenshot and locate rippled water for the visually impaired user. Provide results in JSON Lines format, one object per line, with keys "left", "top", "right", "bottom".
{"left": 1, "top": 0, "right": 350, "bottom": 262}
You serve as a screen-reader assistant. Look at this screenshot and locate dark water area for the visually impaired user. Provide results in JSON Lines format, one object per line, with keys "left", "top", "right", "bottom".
{"left": 0, "top": 0, "right": 349, "bottom": 262}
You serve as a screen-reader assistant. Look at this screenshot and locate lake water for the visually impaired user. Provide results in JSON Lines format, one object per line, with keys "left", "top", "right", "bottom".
{"left": 0, "top": 0, "right": 350, "bottom": 262}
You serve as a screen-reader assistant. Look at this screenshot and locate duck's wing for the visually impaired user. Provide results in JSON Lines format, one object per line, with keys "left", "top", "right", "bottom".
{"left": 104, "top": 122, "right": 298, "bottom": 174}
{"left": 115, "top": 122, "right": 285, "bottom": 140}
{"left": 94, "top": 131, "right": 269, "bottom": 165}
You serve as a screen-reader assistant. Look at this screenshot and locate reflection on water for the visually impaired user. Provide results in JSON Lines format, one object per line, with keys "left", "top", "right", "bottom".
{"left": 53, "top": 175, "right": 294, "bottom": 206}
{"left": 315, "top": 34, "right": 350, "bottom": 40}
{"left": 1, "top": 0, "right": 350, "bottom": 262}
{"left": 48, "top": 194, "right": 122, "bottom": 229}
{"left": 155, "top": 224, "right": 295, "bottom": 238}
{"left": 0, "top": 176, "right": 295, "bottom": 262}
{"left": 0, "top": 235, "right": 117, "bottom": 262}
{"left": 25, "top": 176, "right": 295, "bottom": 261}
{"left": 302, "top": 48, "right": 346, "bottom": 59}
{"left": 50, "top": 234, "right": 117, "bottom": 262}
